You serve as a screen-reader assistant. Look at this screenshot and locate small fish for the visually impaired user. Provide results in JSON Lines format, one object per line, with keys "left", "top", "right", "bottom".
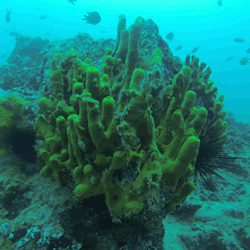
{"left": 175, "top": 45, "right": 182, "bottom": 51}
{"left": 217, "top": 0, "right": 222, "bottom": 6}
{"left": 100, "top": 30, "right": 106, "bottom": 34}
{"left": 8, "top": 31, "right": 20, "bottom": 37}
{"left": 40, "top": 14, "right": 48, "bottom": 20}
{"left": 246, "top": 48, "right": 250, "bottom": 54}
{"left": 82, "top": 11, "right": 101, "bottom": 25}
{"left": 5, "top": 9, "right": 11, "bottom": 23}
{"left": 166, "top": 31, "right": 174, "bottom": 41}
{"left": 191, "top": 46, "right": 199, "bottom": 53}
{"left": 45, "top": 32, "right": 51, "bottom": 35}
{"left": 239, "top": 57, "right": 249, "bottom": 65}
{"left": 68, "top": 0, "right": 77, "bottom": 5}
{"left": 233, "top": 37, "right": 245, "bottom": 43}
{"left": 226, "top": 56, "right": 233, "bottom": 61}
{"left": 35, "top": 7, "right": 40, "bottom": 11}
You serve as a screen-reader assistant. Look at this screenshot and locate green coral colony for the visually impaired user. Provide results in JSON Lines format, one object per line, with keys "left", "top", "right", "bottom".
{"left": 35, "top": 16, "right": 227, "bottom": 219}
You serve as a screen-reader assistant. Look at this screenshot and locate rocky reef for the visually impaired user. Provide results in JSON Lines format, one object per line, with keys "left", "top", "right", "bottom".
{"left": 0, "top": 16, "right": 249, "bottom": 250}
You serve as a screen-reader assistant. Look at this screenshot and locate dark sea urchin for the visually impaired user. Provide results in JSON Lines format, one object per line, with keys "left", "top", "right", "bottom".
{"left": 194, "top": 118, "right": 243, "bottom": 192}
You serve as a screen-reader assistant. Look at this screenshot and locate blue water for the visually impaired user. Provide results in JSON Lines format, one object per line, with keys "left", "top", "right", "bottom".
{"left": 1, "top": 0, "right": 250, "bottom": 122}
